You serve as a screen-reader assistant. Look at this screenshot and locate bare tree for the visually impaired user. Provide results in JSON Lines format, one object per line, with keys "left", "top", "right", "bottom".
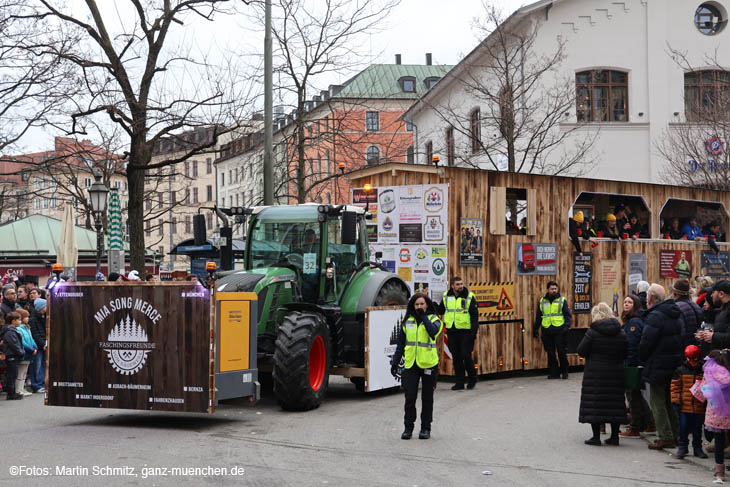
{"left": 658, "top": 48, "right": 730, "bottom": 190}
{"left": 251, "top": 0, "right": 399, "bottom": 203}
{"left": 23, "top": 0, "right": 254, "bottom": 270}
{"left": 423, "top": 5, "right": 597, "bottom": 176}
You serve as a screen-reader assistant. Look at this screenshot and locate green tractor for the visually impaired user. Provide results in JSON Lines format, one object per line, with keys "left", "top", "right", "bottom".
{"left": 216, "top": 204, "right": 409, "bottom": 410}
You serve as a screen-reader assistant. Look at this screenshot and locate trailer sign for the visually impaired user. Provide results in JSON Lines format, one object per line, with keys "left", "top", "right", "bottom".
{"left": 573, "top": 253, "right": 592, "bottom": 314}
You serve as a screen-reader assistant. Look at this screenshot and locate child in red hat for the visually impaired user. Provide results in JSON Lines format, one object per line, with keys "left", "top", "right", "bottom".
{"left": 671, "top": 344, "right": 707, "bottom": 459}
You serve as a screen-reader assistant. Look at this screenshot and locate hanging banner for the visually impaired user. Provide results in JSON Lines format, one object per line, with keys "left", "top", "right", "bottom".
{"left": 599, "top": 260, "right": 621, "bottom": 316}
{"left": 701, "top": 251, "right": 730, "bottom": 278}
{"left": 628, "top": 254, "right": 647, "bottom": 294}
{"left": 660, "top": 250, "right": 692, "bottom": 279}
{"left": 469, "top": 281, "right": 515, "bottom": 318}
{"left": 460, "top": 218, "right": 484, "bottom": 267}
{"left": 516, "top": 243, "right": 557, "bottom": 275}
{"left": 573, "top": 253, "right": 592, "bottom": 314}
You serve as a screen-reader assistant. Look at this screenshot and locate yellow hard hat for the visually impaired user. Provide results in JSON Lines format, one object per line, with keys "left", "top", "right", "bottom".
{"left": 573, "top": 211, "right": 584, "bottom": 223}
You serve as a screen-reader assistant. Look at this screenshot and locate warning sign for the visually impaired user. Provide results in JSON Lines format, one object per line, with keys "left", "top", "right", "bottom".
{"left": 469, "top": 282, "right": 515, "bottom": 318}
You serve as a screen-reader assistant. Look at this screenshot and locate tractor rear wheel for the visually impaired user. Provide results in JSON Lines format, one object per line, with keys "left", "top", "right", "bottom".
{"left": 273, "top": 311, "right": 331, "bottom": 411}
{"left": 374, "top": 279, "right": 409, "bottom": 306}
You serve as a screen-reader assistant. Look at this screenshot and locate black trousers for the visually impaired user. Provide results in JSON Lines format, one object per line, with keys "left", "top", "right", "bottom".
{"left": 4, "top": 359, "right": 18, "bottom": 396}
{"left": 402, "top": 365, "right": 438, "bottom": 430}
{"left": 541, "top": 332, "right": 568, "bottom": 377}
{"left": 448, "top": 331, "right": 475, "bottom": 384}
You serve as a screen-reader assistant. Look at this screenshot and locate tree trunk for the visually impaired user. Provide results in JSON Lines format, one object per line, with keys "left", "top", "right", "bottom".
{"left": 127, "top": 162, "right": 146, "bottom": 272}
{"left": 296, "top": 96, "right": 307, "bottom": 203}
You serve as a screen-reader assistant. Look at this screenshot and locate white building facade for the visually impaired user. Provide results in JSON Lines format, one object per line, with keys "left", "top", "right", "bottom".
{"left": 405, "top": 0, "right": 730, "bottom": 185}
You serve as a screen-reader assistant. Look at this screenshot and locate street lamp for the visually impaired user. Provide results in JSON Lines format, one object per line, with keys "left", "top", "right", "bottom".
{"left": 88, "top": 170, "right": 109, "bottom": 276}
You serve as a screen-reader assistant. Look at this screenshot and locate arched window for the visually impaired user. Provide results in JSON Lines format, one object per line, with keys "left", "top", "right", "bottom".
{"left": 424, "top": 77, "right": 440, "bottom": 90}
{"left": 366, "top": 146, "right": 380, "bottom": 166}
{"left": 399, "top": 76, "right": 416, "bottom": 93}
{"left": 470, "top": 109, "right": 481, "bottom": 154}
{"left": 685, "top": 70, "right": 730, "bottom": 121}
{"left": 576, "top": 70, "right": 629, "bottom": 122}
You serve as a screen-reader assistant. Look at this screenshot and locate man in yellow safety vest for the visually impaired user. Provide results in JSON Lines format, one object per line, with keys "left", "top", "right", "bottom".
{"left": 532, "top": 281, "right": 572, "bottom": 379}
{"left": 437, "top": 276, "right": 479, "bottom": 390}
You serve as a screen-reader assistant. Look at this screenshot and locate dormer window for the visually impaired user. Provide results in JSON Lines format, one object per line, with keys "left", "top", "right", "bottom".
{"left": 399, "top": 76, "right": 416, "bottom": 93}
{"left": 424, "top": 77, "right": 440, "bottom": 89}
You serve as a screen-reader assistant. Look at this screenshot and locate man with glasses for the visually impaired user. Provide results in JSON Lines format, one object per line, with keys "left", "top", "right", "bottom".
{"left": 1, "top": 286, "right": 19, "bottom": 315}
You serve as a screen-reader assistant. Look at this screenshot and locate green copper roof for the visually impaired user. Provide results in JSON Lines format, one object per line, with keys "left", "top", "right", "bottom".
{"left": 335, "top": 64, "right": 454, "bottom": 100}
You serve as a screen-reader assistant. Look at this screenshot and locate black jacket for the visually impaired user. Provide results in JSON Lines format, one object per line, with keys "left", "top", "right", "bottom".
{"left": 639, "top": 299, "right": 684, "bottom": 384}
{"left": 29, "top": 310, "right": 46, "bottom": 349}
{"left": 533, "top": 292, "right": 571, "bottom": 336}
{"left": 569, "top": 218, "right": 589, "bottom": 254}
{"left": 436, "top": 287, "right": 479, "bottom": 336}
{"left": 577, "top": 318, "right": 628, "bottom": 424}
{"left": 0, "top": 298, "right": 18, "bottom": 316}
{"left": 623, "top": 315, "right": 645, "bottom": 367}
{"left": 675, "top": 295, "right": 704, "bottom": 348}
{"left": 637, "top": 292, "right": 648, "bottom": 309}
{"left": 0, "top": 324, "right": 24, "bottom": 360}
{"left": 710, "top": 301, "right": 730, "bottom": 349}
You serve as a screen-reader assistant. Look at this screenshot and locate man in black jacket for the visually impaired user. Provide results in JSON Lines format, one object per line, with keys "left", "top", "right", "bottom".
{"left": 437, "top": 277, "right": 479, "bottom": 390}
{"left": 0, "top": 286, "right": 19, "bottom": 316}
{"left": 640, "top": 284, "right": 683, "bottom": 449}
{"left": 671, "top": 278, "right": 704, "bottom": 347}
{"left": 697, "top": 280, "right": 730, "bottom": 350}
{"left": 533, "top": 281, "right": 572, "bottom": 379}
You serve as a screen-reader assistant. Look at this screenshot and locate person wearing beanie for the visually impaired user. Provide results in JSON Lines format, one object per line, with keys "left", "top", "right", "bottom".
{"left": 601, "top": 213, "right": 621, "bottom": 239}
{"left": 671, "top": 345, "right": 707, "bottom": 459}
{"left": 29, "top": 297, "right": 47, "bottom": 393}
{"left": 671, "top": 278, "right": 704, "bottom": 348}
{"left": 107, "top": 272, "right": 122, "bottom": 282}
{"left": 569, "top": 211, "right": 592, "bottom": 256}
{"left": 127, "top": 270, "right": 141, "bottom": 281}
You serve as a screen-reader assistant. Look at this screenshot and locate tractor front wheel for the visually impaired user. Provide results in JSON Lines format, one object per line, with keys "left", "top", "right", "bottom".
{"left": 273, "top": 311, "right": 331, "bottom": 411}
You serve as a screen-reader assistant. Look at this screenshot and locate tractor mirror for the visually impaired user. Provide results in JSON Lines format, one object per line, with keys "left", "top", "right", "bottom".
{"left": 341, "top": 211, "right": 357, "bottom": 245}
{"left": 193, "top": 214, "right": 207, "bottom": 246}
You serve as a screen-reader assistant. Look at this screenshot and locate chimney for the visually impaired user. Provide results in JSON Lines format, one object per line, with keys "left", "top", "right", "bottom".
{"left": 395, "top": 54, "right": 401, "bottom": 65}
{"left": 321, "top": 90, "right": 329, "bottom": 101}
{"left": 425, "top": 53, "right": 432, "bottom": 65}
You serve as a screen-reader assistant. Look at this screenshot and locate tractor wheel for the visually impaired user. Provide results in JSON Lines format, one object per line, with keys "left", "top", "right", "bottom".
{"left": 374, "top": 279, "right": 409, "bottom": 306}
{"left": 273, "top": 311, "right": 331, "bottom": 411}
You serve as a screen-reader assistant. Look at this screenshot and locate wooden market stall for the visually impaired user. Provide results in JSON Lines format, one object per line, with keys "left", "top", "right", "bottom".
{"left": 348, "top": 163, "right": 730, "bottom": 375}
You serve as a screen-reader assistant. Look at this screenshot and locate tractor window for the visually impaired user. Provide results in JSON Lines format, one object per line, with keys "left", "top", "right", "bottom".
{"left": 327, "top": 218, "right": 361, "bottom": 301}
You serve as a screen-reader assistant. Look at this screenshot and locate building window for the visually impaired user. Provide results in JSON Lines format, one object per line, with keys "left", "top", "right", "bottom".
{"left": 695, "top": 3, "right": 727, "bottom": 35}
{"left": 206, "top": 213, "right": 213, "bottom": 229}
{"left": 185, "top": 215, "right": 191, "bottom": 234}
{"left": 366, "top": 146, "right": 380, "bottom": 166}
{"left": 192, "top": 161, "right": 198, "bottom": 177}
{"left": 366, "top": 111, "right": 379, "bottom": 131}
{"left": 171, "top": 217, "right": 177, "bottom": 234}
{"left": 424, "top": 77, "right": 439, "bottom": 89}
{"left": 158, "top": 219, "right": 163, "bottom": 236}
{"left": 34, "top": 198, "right": 40, "bottom": 210}
{"left": 221, "top": 172, "right": 225, "bottom": 186}
{"left": 206, "top": 185, "right": 213, "bottom": 201}
{"left": 425, "top": 141, "right": 433, "bottom": 164}
{"left": 158, "top": 192, "right": 163, "bottom": 209}
{"left": 42, "top": 198, "right": 48, "bottom": 209}
{"left": 446, "top": 126, "right": 455, "bottom": 166}
{"left": 575, "top": 70, "right": 629, "bottom": 122}
{"left": 33, "top": 178, "right": 40, "bottom": 190}
{"left": 85, "top": 177, "right": 92, "bottom": 188}
{"left": 399, "top": 76, "right": 416, "bottom": 93}
{"left": 145, "top": 220, "right": 151, "bottom": 237}
{"left": 470, "top": 109, "right": 481, "bottom": 153}
{"left": 184, "top": 188, "right": 190, "bottom": 203}
{"left": 406, "top": 145, "right": 414, "bottom": 164}
{"left": 146, "top": 199, "right": 152, "bottom": 211}
{"left": 50, "top": 197, "right": 56, "bottom": 208}
{"left": 184, "top": 161, "right": 189, "bottom": 177}
{"left": 405, "top": 120, "right": 414, "bottom": 132}
{"left": 206, "top": 158, "right": 212, "bottom": 174}
{"left": 685, "top": 70, "right": 730, "bottom": 121}
{"left": 171, "top": 190, "right": 176, "bottom": 205}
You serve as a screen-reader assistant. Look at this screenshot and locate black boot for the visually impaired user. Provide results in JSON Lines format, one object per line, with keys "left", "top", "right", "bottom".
{"left": 418, "top": 428, "right": 431, "bottom": 440}
{"left": 401, "top": 426, "right": 413, "bottom": 440}
{"left": 6, "top": 393, "right": 23, "bottom": 400}
{"left": 451, "top": 383, "right": 464, "bottom": 390}
{"left": 467, "top": 377, "right": 477, "bottom": 389}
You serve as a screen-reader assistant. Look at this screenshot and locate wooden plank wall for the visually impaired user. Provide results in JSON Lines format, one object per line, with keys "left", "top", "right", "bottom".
{"left": 351, "top": 165, "right": 730, "bottom": 373}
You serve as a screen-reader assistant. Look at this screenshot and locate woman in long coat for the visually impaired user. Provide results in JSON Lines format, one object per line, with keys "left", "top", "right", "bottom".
{"left": 578, "top": 302, "right": 629, "bottom": 445}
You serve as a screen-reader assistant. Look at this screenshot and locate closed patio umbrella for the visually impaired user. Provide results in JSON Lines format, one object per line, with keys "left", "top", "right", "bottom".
{"left": 57, "top": 203, "right": 78, "bottom": 279}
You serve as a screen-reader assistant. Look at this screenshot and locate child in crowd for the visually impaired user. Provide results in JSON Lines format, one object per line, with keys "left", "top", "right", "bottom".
{"left": 1, "top": 312, "right": 25, "bottom": 400}
{"left": 671, "top": 345, "right": 708, "bottom": 459}
{"left": 15, "top": 308, "right": 37, "bottom": 396}
{"left": 692, "top": 349, "right": 730, "bottom": 483}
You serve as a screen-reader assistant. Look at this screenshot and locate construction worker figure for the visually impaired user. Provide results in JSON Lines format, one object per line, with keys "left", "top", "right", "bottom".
{"left": 437, "top": 276, "right": 479, "bottom": 390}
{"left": 533, "top": 280, "right": 572, "bottom": 379}
{"left": 391, "top": 292, "right": 443, "bottom": 440}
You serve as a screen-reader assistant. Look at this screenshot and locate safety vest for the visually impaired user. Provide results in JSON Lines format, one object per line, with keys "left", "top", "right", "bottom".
{"left": 442, "top": 291, "right": 475, "bottom": 330}
{"left": 403, "top": 314, "right": 443, "bottom": 369}
{"left": 540, "top": 296, "right": 567, "bottom": 328}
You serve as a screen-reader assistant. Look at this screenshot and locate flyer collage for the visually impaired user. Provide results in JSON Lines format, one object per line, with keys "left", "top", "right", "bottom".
{"left": 352, "top": 184, "right": 450, "bottom": 300}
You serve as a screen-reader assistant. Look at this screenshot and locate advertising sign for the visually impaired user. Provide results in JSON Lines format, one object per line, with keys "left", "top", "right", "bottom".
{"left": 701, "top": 251, "right": 730, "bottom": 278}
{"left": 660, "top": 250, "right": 692, "bottom": 279}
{"left": 469, "top": 282, "right": 515, "bottom": 318}
{"left": 516, "top": 243, "right": 557, "bottom": 275}
{"left": 598, "top": 260, "right": 621, "bottom": 316}
{"left": 47, "top": 283, "right": 213, "bottom": 413}
{"left": 628, "top": 254, "right": 647, "bottom": 294}
{"left": 366, "top": 307, "right": 407, "bottom": 392}
{"left": 459, "top": 218, "right": 483, "bottom": 267}
{"left": 573, "top": 253, "right": 592, "bottom": 314}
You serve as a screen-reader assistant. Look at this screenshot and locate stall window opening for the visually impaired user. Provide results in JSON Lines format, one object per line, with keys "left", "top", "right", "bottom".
{"left": 660, "top": 198, "right": 729, "bottom": 242}
{"left": 571, "top": 192, "right": 651, "bottom": 240}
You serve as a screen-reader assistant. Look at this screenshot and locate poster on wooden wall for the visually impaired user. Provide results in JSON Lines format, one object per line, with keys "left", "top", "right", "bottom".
{"left": 599, "top": 260, "right": 621, "bottom": 316}
{"left": 701, "top": 251, "right": 730, "bottom": 278}
{"left": 460, "top": 218, "right": 484, "bottom": 267}
{"left": 573, "top": 253, "right": 592, "bottom": 314}
{"left": 660, "top": 250, "right": 692, "bottom": 278}
{"left": 469, "top": 282, "right": 515, "bottom": 318}
{"left": 628, "top": 254, "right": 647, "bottom": 294}
{"left": 515, "top": 243, "right": 557, "bottom": 275}
{"left": 47, "top": 283, "right": 213, "bottom": 413}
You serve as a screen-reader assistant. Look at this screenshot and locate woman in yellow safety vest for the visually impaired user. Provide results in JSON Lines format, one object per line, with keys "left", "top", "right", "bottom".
{"left": 390, "top": 292, "right": 444, "bottom": 440}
